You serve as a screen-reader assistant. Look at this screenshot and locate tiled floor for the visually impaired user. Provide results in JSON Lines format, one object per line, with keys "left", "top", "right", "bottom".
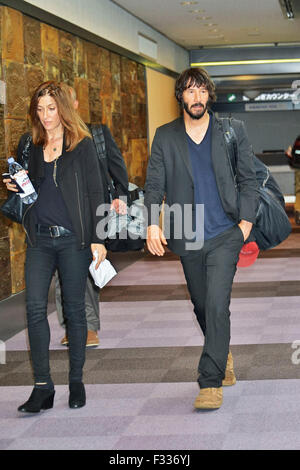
{"left": 1, "top": 380, "right": 300, "bottom": 450}
{"left": 5, "top": 295, "right": 300, "bottom": 351}
{"left": 1, "top": 220, "right": 300, "bottom": 450}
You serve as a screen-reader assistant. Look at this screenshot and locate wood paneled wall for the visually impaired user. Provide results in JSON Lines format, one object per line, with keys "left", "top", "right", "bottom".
{"left": 0, "top": 6, "right": 148, "bottom": 300}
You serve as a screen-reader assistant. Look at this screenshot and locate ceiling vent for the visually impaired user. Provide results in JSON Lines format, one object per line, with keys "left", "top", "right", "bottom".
{"left": 138, "top": 33, "right": 157, "bottom": 61}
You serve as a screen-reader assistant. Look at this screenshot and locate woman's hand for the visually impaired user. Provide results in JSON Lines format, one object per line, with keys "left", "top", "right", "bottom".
{"left": 91, "top": 243, "right": 107, "bottom": 270}
{"left": 3, "top": 170, "right": 28, "bottom": 192}
{"left": 2, "top": 176, "right": 18, "bottom": 192}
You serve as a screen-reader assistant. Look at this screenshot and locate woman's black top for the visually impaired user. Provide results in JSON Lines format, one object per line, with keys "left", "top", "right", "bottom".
{"left": 33, "top": 160, "right": 73, "bottom": 231}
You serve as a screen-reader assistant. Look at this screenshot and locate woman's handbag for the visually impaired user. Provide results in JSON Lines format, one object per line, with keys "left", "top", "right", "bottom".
{"left": 1, "top": 135, "right": 32, "bottom": 224}
{"left": 222, "top": 118, "right": 292, "bottom": 251}
{"left": 89, "top": 124, "right": 145, "bottom": 252}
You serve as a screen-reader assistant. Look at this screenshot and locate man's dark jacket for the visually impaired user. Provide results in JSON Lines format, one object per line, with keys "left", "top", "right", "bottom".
{"left": 144, "top": 112, "right": 259, "bottom": 256}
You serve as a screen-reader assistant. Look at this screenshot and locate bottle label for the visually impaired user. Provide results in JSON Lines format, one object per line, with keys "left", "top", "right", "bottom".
{"left": 13, "top": 170, "right": 35, "bottom": 198}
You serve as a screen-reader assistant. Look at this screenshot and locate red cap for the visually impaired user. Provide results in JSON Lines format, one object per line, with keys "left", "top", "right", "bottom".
{"left": 237, "top": 241, "right": 259, "bottom": 268}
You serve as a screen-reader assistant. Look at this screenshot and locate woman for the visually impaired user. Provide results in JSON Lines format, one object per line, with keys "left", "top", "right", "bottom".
{"left": 3, "top": 81, "right": 107, "bottom": 412}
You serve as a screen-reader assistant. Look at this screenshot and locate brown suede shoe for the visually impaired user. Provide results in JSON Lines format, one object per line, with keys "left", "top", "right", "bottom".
{"left": 60, "top": 330, "right": 99, "bottom": 348}
{"left": 194, "top": 387, "right": 223, "bottom": 410}
{"left": 222, "top": 351, "right": 236, "bottom": 386}
{"left": 86, "top": 330, "right": 99, "bottom": 348}
{"left": 60, "top": 335, "right": 68, "bottom": 346}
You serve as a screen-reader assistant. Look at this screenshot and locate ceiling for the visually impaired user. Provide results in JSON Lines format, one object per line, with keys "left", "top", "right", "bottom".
{"left": 112, "top": 0, "right": 300, "bottom": 49}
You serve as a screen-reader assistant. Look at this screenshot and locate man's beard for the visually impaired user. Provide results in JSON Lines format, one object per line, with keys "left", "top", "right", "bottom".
{"left": 183, "top": 101, "right": 207, "bottom": 120}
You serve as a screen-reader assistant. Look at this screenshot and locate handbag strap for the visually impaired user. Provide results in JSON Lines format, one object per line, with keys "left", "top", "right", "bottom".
{"left": 221, "top": 117, "right": 238, "bottom": 172}
{"left": 21, "top": 135, "right": 32, "bottom": 170}
{"left": 90, "top": 124, "right": 106, "bottom": 160}
{"left": 220, "top": 117, "right": 239, "bottom": 191}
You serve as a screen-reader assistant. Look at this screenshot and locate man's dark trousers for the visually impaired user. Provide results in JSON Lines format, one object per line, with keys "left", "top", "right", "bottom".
{"left": 180, "top": 225, "right": 244, "bottom": 389}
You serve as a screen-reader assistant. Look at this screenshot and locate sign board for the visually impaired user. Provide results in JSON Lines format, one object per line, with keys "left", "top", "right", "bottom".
{"left": 245, "top": 102, "right": 293, "bottom": 112}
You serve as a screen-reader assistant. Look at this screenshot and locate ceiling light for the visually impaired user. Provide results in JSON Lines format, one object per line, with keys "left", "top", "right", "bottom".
{"left": 191, "top": 58, "right": 300, "bottom": 66}
{"left": 180, "top": 1, "right": 199, "bottom": 5}
{"left": 207, "top": 35, "right": 224, "bottom": 39}
{"left": 203, "top": 23, "right": 218, "bottom": 27}
{"left": 189, "top": 9, "right": 205, "bottom": 13}
{"left": 243, "top": 90, "right": 261, "bottom": 99}
{"left": 196, "top": 16, "right": 212, "bottom": 20}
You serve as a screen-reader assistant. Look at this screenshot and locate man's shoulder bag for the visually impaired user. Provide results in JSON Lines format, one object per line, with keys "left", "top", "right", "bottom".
{"left": 221, "top": 117, "right": 292, "bottom": 250}
{"left": 1, "top": 134, "right": 32, "bottom": 224}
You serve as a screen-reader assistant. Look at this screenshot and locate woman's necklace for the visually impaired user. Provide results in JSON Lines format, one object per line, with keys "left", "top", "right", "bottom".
{"left": 44, "top": 134, "right": 64, "bottom": 187}
{"left": 48, "top": 134, "right": 63, "bottom": 152}
{"left": 53, "top": 155, "right": 60, "bottom": 187}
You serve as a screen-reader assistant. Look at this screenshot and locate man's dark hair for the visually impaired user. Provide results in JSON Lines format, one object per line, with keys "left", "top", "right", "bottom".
{"left": 175, "top": 67, "right": 217, "bottom": 106}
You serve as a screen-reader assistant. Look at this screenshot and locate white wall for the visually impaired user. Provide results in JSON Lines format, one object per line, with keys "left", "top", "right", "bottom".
{"left": 146, "top": 67, "right": 180, "bottom": 149}
{"left": 25, "top": 0, "right": 189, "bottom": 73}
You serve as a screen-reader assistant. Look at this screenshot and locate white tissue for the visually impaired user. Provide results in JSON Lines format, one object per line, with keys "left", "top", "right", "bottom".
{"left": 89, "top": 253, "right": 117, "bottom": 288}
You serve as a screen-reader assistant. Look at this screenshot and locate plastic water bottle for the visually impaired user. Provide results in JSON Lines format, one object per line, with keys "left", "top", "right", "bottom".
{"left": 7, "top": 157, "right": 37, "bottom": 204}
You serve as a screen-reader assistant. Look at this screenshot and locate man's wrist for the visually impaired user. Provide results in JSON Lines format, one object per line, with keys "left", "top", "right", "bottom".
{"left": 239, "top": 220, "right": 253, "bottom": 228}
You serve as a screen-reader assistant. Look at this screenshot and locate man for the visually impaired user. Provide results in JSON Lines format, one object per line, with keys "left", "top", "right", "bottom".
{"left": 145, "top": 68, "right": 258, "bottom": 410}
{"left": 56, "top": 86, "right": 129, "bottom": 348}
{"left": 286, "top": 137, "right": 300, "bottom": 224}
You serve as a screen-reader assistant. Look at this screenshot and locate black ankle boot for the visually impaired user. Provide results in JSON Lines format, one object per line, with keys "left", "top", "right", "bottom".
{"left": 18, "top": 388, "right": 55, "bottom": 413}
{"left": 69, "top": 382, "right": 86, "bottom": 409}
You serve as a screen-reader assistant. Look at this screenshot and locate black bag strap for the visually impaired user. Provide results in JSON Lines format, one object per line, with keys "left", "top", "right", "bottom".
{"left": 220, "top": 117, "right": 239, "bottom": 190}
{"left": 129, "top": 187, "right": 143, "bottom": 202}
{"left": 21, "top": 135, "right": 32, "bottom": 170}
{"left": 221, "top": 117, "right": 238, "bottom": 171}
{"left": 90, "top": 124, "right": 106, "bottom": 160}
{"left": 89, "top": 124, "right": 115, "bottom": 195}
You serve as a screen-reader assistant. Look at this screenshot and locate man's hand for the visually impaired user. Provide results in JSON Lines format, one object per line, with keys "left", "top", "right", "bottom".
{"left": 110, "top": 198, "right": 127, "bottom": 215}
{"left": 91, "top": 243, "right": 107, "bottom": 269}
{"left": 285, "top": 145, "right": 292, "bottom": 158}
{"left": 238, "top": 220, "right": 253, "bottom": 242}
{"left": 146, "top": 225, "right": 167, "bottom": 256}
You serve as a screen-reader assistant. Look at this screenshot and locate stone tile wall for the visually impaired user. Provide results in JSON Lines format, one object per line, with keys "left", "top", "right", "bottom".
{"left": 0, "top": 6, "right": 148, "bottom": 299}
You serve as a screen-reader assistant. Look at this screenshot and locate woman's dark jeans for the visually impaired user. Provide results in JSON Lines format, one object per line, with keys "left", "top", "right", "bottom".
{"left": 25, "top": 233, "right": 92, "bottom": 385}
